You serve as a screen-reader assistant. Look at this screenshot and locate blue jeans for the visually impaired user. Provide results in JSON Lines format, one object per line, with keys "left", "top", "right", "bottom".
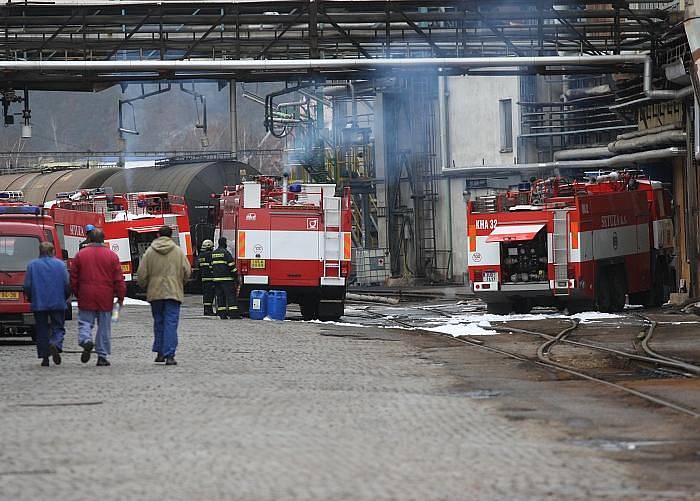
{"left": 78, "top": 310, "right": 112, "bottom": 358}
{"left": 34, "top": 310, "right": 65, "bottom": 359}
{"left": 151, "top": 300, "right": 181, "bottom": 358}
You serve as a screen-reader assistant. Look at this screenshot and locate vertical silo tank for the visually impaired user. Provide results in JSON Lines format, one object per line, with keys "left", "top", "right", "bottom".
{"left": 101, "top": 160, "right": 257, "bottom": 225}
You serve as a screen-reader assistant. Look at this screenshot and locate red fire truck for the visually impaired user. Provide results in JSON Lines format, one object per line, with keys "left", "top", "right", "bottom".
{"left": 46, "top": 189, "right": 193, "bottom": 284}
{"left": 466, "top": 172, "right": 674, "bottom": 314}
{"left": 214, "top": 177, "right": 352, "bottom": 320}
{"left": 0, "top": 191, "right": 65, "bottom": 338}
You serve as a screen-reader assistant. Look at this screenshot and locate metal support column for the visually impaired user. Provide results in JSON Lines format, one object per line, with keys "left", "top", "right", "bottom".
{"left": 230, "top": 79, "right": 238, "bottom": 154}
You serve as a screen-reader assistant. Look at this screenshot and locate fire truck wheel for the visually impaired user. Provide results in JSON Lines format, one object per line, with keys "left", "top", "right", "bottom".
{"left": 486, "top": 302, "right": 513, "bottom": 315}
{"left": 595, "top": 272, "right": 613, "bottom": 313}
{"left": 512, "top": 299, "right": 532, "bottom": 314}
{"left": 610, "top": 268, "right": 627, "bottom": 312}
{"left": 318, "top": 300, "right": 345, "bottom": 321}
{"left": 649, "top": 263, "right": 670, "bottom": 307}
{"left": 566, "top": 301, "right": 594, "bottom": 315}
{"left": 300, "top": 299, "right": 319, "bottom": 321}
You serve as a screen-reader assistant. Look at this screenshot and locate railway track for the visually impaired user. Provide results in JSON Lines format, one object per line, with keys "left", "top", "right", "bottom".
{"left": 349, "top": 305, "right": 700, "bottom": 419}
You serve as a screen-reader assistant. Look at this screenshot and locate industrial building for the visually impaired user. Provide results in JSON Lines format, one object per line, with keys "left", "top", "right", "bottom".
{"left": 1, "top": 0, "right": 698, "bottom": 292}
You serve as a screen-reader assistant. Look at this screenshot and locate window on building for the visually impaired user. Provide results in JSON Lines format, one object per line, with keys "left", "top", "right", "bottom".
{"left": 499, "top": 99, "right": 513, "bottom": 153}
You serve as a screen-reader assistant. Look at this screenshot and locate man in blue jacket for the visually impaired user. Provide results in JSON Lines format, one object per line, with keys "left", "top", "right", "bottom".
{"left": 24, "top": 242, "right": 71, "bottom": 367}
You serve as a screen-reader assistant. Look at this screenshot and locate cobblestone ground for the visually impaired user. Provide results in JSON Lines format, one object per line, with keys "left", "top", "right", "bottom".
{"left": 0, "top": 298, "right": 667, "bottom": 500}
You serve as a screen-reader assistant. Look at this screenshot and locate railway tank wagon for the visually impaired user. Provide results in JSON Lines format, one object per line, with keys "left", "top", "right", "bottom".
{"left": 0, "top": 160, "right": 258, "bottom": 250}
{"left": 100, "top": 160, "right": 257, "bottom": 242}
{"left": 0, "top": 168, "right": 120, "bottom": 206}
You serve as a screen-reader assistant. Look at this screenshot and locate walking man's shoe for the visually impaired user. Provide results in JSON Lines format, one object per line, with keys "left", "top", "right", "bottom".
{"left": 41, "top": 357, "right": 50, "bottom": 367}
{"left": 80, "top": 340, "right": 94, "bottom": 363}
{"left": 48, "top": 344, "right": 61, "bottom": 365}
{"left": 96, "top": 357, "right": 111, "bottom": 366}
{"left": 154, "top": 354, "right": 165, "bottom": 363}
{"left": 165, "top": 356, "right": 177, "bottom": 366}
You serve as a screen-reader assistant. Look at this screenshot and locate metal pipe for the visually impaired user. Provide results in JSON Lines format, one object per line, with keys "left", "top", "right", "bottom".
{"left": 696, "top": 97, "right": 700, "bottom": 161}
{"left": 277, "top": 98, "right": 307, "bottom": 108}
{"left": 0, "top": 54, "right": 651, "bottom": 73}
{"left": 443, "top": 147, "right": 686, "bottom": 176}
{"left": 608, "top": 130, "right": 686, "bottom": 154}
{"left": 438, "top": 75, "right": 449, "bottom": 170}
{"left": 282, "top": 173, "right": 289, "bottom": 206}
{"left": 617, "top": 122, "right": 681, "bottom": 140}
{"left": 348, "top": 81, "right": 357, "bottom": 128}
{"left": 230, "top": 79, "right": 238, "bottom": 154}
{"left": 610, "top": 85, "right": 694, "bottom": 110}
{"left": 553, "top": 146, "right": 613, "bottom": 161}
{"left": 437, "top": 74, "right": 452, "bottom": 280}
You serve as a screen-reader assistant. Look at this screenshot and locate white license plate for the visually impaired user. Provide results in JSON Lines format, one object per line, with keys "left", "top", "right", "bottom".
{"left": 482, "top": 272, "right": 498, "bottom": 282}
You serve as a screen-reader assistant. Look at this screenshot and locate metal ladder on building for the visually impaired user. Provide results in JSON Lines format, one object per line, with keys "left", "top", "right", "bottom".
{"left": 322, "top": 196, "right": 343, "bottom": 279}
{"left": 552, "top": 209, "right": 570, "bottom": 296}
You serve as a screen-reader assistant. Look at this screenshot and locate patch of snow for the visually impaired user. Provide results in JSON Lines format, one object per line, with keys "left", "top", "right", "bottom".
{"left": 426, "top": 322, "right": 496, "bottom": 337}
{"left": 418, "top": 310, "right": 624, "bottom": 337}
{"left": 122, "top": 297, "right": 149, "bottom": 306}
{"left": 569, "top": 311, "right": 622, "bottom": 323}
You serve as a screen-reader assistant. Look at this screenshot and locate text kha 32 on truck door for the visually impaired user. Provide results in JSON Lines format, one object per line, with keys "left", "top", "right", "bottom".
{"left": 466, "top": 172, "right": 674, "bottom": 314}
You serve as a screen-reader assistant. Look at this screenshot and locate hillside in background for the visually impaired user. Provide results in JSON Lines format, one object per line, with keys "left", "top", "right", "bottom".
{"left": 0, "top": 81, "right": 284, "bottom": 171}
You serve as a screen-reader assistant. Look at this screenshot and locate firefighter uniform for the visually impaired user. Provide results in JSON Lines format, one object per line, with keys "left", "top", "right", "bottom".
{"left": 211, "top": 239, "right": 240, "bottom": 319}
{"left": 198, "top": 240, "right": 215, "bottom": 316}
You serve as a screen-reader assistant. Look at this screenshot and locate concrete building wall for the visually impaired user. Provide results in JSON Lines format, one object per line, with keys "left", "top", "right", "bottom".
{"left": 433, "top": 76, "right": 521, "bottom": 282}
{"left": 372, "top": 76, "right": 522, "bottom": 283}
{"left": 446, "top": 75, "right": 520, "bottom": 168}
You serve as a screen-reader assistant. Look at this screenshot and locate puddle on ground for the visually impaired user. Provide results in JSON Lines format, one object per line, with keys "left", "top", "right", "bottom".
{"left": 571, "top": 439, "right": 677, "bottom": 452}
{"left": 462, "top": 389, "right": 502, "bottom": 399}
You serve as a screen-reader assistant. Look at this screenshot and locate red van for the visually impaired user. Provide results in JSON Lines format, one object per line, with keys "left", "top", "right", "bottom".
{"left": 0, "top": 198, "right": 65, "bottom": 339}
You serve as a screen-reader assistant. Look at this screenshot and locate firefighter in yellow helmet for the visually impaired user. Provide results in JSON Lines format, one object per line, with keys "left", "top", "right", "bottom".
{"left": 198, "top": 239, "right": 215, "bottom": 316}
{"left": 211, "top": 237, "right": 240, "bottom": 319}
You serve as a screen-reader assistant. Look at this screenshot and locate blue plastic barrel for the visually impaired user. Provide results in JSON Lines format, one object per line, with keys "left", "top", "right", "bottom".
{"left": 249, "top": 290, "right": 268, "bottom": 320}
{"left": 266, "top": 290, "right": 287, "bottom": 321}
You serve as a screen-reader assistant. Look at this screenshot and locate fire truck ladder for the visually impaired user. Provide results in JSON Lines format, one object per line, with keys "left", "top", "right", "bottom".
{"left": 552, "top": 210, "right": 570, "bottom": 296}
{"left": 322, "top": 196, "right": 343, "bottom": 280}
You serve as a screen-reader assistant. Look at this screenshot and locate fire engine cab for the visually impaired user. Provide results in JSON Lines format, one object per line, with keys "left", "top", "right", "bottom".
{"left": 46, "top": 189, "right": 192, "bottom": 284}
{"left": 214, "top": 176, "right": 352, "bottom": 320}
{"left": 0, "top": 191, "right": 64, "bottom": 338}
{"left": 466, "top": 172, "right": 674, "bottom": 314}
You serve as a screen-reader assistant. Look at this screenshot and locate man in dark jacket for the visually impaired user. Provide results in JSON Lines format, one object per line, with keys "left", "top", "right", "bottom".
{"left": 211, "top": 237, "right": 240, "bottom": 319}
{"left": 70, "top": 228, "right": 125, "bottom": 366}
{"left": 24, "top": 242, "right": 71, "bottom": 367}
{"left": 198, "top": 239, "right": 215, "bottom": 316}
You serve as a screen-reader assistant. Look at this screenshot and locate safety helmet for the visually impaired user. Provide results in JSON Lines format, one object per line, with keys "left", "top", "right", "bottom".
{"left": 85, "top": 224, "right": 96, "bottom": 232}
{"left": 201, "top": 239, "right": 214, "bottom": 251}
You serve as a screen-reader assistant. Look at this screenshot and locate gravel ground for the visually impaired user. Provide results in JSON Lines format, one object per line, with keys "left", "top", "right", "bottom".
{"left": 0, "top": 297, "right": 693, "bottom": 500}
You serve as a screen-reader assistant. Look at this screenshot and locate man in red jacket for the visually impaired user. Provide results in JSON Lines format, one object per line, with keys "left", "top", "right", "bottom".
{"left": 70, "top": 228, "right": 126, "bottom": 366}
